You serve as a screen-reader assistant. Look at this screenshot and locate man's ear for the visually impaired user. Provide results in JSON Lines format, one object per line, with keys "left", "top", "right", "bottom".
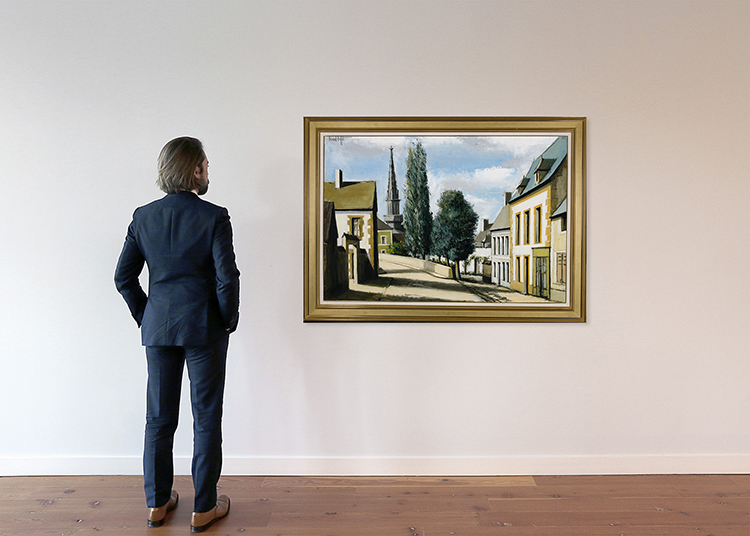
{"left": 194, "top": 165, "right": 202, "bottom": 179}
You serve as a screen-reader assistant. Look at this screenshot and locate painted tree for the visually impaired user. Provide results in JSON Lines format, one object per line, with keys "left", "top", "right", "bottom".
{"left": 403, "top": 141, "right": 432, "bottom": 259}
{"left": 431, "top": 189, "right": 478, "bottom": 279}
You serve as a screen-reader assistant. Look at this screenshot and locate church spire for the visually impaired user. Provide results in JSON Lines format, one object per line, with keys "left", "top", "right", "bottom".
{"left": 386, "top": 146, "right": 398, "bottom": 205}
{"left": 384, "top": 146, "right": 404, "bottom": 233}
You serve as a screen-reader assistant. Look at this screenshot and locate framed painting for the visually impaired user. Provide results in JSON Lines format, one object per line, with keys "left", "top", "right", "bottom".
{"left": 304, "top": 117, "right": 586, "bottom": 322}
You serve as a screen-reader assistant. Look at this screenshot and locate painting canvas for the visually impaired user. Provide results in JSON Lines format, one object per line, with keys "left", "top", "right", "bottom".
{"left": 304, "top": 117, "right": 586, "bottom": 322}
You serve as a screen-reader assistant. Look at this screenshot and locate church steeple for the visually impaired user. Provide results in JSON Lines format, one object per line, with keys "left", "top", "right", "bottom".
{"left": 384, "top": 146, "right": 404, "bottom": 233}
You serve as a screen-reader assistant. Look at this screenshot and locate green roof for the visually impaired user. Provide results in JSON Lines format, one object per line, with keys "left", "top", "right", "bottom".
{"left": 324, "top": 181, "right": 377, "bottom": 210}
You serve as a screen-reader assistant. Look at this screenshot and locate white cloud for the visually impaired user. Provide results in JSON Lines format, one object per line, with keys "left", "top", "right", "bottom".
{"left": 430, "top": 165, "right": 518, "bottom": 193}
{"left": 428, "top": 165, "right": 519, "bottom": 217}
{"left": 324, "top": 133, "right": 563, "bottom": 222}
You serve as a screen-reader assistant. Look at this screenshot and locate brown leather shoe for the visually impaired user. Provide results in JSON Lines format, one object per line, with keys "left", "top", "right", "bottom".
{"left": 147, "top": 490, "right": 179, "bottom": 527}
{"left": 190, "top": 494, "right": 230, "bottom": 533}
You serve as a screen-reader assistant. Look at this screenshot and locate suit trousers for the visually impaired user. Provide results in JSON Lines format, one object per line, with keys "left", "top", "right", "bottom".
{"left": 143, "top": 334, "right": 229, "bottom": 513}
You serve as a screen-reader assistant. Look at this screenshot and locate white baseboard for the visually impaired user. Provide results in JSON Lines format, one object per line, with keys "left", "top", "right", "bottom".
{"left": 1, "top": 455, "right": 748, "bottom": 477}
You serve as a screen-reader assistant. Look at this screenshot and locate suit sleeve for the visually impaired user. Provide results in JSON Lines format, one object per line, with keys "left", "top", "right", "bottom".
{"left": 114, "top": 218, "right": 148, "bottom": 326}
{"left": 213, "top": 208, "right": 240, "bottom": 333}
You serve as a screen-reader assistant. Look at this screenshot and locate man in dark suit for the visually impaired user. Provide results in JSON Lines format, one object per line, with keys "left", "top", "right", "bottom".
{"left": 115, "top": 137, "right": 239, "bottom": 532}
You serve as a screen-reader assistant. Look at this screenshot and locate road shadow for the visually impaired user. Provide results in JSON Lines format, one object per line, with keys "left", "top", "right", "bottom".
{"left": 329, "top": 272, "right": 459, "bottom": 302}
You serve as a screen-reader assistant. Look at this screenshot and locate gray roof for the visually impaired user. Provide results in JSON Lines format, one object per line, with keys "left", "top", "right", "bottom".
{"left": 489, "top": 203, "right": 511, "bottom": 232}
{"left": 510, "top": 137, "right": 567, "bottom": 203}
{"left": 551, "top": 198, "right": 567, "bottom": 219}
{"left": 474, "top": 227, "right": 492, "bottom": 247}
{"left": 376, "top": 217, "right": 394, "bottom": 232}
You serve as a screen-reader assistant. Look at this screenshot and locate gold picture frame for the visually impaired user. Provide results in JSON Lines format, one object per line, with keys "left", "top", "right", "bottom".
{"left": 304, "top": 117, "right": 586, "bottom": 322}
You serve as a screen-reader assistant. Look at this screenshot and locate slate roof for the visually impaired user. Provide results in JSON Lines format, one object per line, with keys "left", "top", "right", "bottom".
{"left": 510, "top": 136, "right": 567, "bottom": 203}
{"left": 551, "top": 198, "right": 567, "bottom": 219}
{"left": 489, "top": 203, "right": 511, "bottom": 232}
{"left": 376, "top": 217, "right": 394, "bottom": 232}
{"left": 474, "top": 227, "right": 492, "bottom": 247}
{"left": 324, "top": 181, "right": 377, "bottom": 210}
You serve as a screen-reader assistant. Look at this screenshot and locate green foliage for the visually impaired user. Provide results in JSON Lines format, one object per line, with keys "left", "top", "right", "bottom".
{"left": 403, "top": 141, "right": 432, "bottom": 259}
{"left": 385, "top": 240, "right": 408, "bottom": 256}
{"left": 431, "top": 189, "right": 479, "bottom": 263}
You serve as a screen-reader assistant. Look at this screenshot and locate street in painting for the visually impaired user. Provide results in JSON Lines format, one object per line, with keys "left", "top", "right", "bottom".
{"left": 322, "top": 134, "right": 569, "bottom": 304}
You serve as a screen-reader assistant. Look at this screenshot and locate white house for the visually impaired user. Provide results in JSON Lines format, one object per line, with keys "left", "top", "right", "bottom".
{"left": 490, "top": 192, "right": 512, "bottom": 288}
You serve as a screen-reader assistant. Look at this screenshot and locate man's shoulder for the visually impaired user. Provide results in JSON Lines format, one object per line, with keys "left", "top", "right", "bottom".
{"left": 191, "top": 196, "right": 230, "bottom": 221}
{"left": 132, "top": 196, "right": 163, "bottom": 219}
{"left": 194, "top": 196, "right": 227, "bottom": 213}
{"left": 135, "top": 193, "right": 227, "bottom": 215}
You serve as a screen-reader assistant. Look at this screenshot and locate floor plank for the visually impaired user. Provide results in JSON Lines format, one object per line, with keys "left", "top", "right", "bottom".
{"left": 259, "top": 475, "right": 536, "bottom": 488}
{"left": 0, "top": 474, "right": 747, "bottom": 536}
{"left": 489, "top": 496, "right": 748, "bottom": 513}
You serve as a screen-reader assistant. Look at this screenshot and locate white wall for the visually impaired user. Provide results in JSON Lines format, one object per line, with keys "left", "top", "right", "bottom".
{"left": 1, "top": 0, "right": 747, "bottom": 476}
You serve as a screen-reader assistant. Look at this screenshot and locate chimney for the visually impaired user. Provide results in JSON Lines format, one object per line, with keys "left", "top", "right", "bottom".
{"left": 482, "top": 218, "right": 489, "bottom": 231}
{"left": 504, "top": 191, "right": 512, "bottom": 205}
{"left": 335, "top": 169, "right": 343, "bottom": 189}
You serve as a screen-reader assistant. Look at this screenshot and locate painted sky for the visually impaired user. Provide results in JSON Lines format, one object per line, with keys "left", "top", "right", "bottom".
{"left": 324, "top": 134, "right": 561, "bottom": 226}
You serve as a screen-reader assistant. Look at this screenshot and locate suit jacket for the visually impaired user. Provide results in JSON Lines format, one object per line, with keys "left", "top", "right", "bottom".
{"left": 115, "top": 191, "right": 240, "bottom": 346}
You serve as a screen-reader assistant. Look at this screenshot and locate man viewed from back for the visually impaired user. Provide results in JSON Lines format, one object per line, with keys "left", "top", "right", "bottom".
{"left": 115, "top": 137, "right": 240, "bottom": 533}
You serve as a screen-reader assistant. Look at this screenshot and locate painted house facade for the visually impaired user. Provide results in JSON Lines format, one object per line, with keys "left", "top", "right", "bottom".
{"left": 549, "top": 198, "right": 567, "bottom": 302}
{"left": 323, "top": 170, "right": 379, "bottom": 281}
{"left": 490, "top": 192, "right": 512, "bottom": 288}
{"left": 377, "top": 217, "right": 394, "bottom": 255}
{"left": 322, "top": 201, "right": 348, "bottom": 298}
{"left": 509, "top": 137, "right": 567, "bottom": 301}
{"left": 468, "top": 218, "right": 492, "bottom": 274}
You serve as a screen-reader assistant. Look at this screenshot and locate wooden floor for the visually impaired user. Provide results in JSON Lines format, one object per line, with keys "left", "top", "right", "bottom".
{"left": 1, "top": 475, "right": 747, "bottom": 535}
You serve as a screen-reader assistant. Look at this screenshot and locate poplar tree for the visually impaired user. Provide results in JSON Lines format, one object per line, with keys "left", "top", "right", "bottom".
{"left": 403, "top": 141, "right": 432, "bottom": 259}
{"left": 431, "top": 189, "right": 478, "bottom": 278}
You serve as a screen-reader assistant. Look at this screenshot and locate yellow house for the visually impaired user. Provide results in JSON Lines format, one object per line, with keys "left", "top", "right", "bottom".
{"left": 550, "top": 198, "right": 567, "bottom": 302}
{"left": 509, "top": 137, "right": 567, "bottom": 301}
{"left": 377, "top": 217, "right": 394, "bottom": 255}
{"left": 323, "top": 170, "right": 379, "bottom": 280}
